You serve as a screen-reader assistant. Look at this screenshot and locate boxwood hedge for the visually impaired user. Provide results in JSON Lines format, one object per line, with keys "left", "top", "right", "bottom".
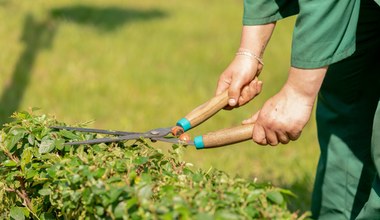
{"left": 0, "top": 111, "right": 309, "bottom": 219}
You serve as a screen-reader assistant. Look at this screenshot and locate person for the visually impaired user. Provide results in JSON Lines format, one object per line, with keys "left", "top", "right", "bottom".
{"left": 215, "top": 0, "right": 380, "bottom": 219}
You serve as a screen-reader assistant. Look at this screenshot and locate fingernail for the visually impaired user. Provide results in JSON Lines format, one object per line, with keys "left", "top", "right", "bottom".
{"left": 229, "top": 99, "right": 236, "bottom": 106}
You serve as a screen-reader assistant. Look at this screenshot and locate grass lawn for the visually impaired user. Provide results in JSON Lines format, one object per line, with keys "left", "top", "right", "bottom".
{"left": 0, "top": 0, "right": 319, "bottom": 212}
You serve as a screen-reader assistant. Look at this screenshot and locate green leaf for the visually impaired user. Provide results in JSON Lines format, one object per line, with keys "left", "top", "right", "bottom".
{"left": 39, "top": 188, "right": 52, "bottom": 196}
{"left": 10, "top": 206, "right": 25, "bottom": 220}
{"left": 71, "top": 174, "right": 81, "bottom": 184}
{"left": 192, "top": 173, "right": 203, "bottom": 182}
{"left": 10, "top": 127, "right": 27, "bottom": 136}
{"left": 114, "top": 202, "right": 126, "bottom": 218}
{"left": 59, "top": 130, "right": 80, "bottom": 140}
{"left": 279, "top": 188, "right": 297, "bottom": 198}
{"left": 94, "top": 168, "right": 106, "bottom": 178}
{"left": 215, "top": 210, "right": 240, "bottom": 220}
{"left": 25, "top": 169, "right": 38, "bottom": 179}
{"left": 39, "top": 140, "right": 55, "bottom": 154}
{"left": 138, "top": 185, "right": 152, "bottom": 200}
{"left": 126, "top": 197, "right": 138, "bottom": 210}
{"left": 38, "top": 127, "right": 50, "bottom": 140}
{"left": 27, "top": 134, "right": 35, "bottom": 145}
{"left": 39, "top": 212, "right": 55, "bottom": 220}
{"left": 3, "top": 160, "right": 17, "bottom": 167}
{"left": 54, "top": 139, "right": 65, "bottom": 150}
{"left": 21, "top": 147, "right": 33, "bottom": 165}
{"left": 6, "top": 132, "right": 25, "bottom": 152}
{"left": 133, "top": 156, "right": 148, "bottom": 165}
{"left": 95, "top": 206, "right": 105, "bottom": 216}
{"left": 195, "top": 213, "right": 214, "bottom": 220}
{"left": 109, "top": 188, "right": 124, "bottom": 203}
{"left": 266, "top": 190, "right": 284, "bottom": 205}
{"left": 46, "top": 165, "right": 59, "bottom": 178}
{"left": 82, "top": 188, "right": 92, "bottom": 204}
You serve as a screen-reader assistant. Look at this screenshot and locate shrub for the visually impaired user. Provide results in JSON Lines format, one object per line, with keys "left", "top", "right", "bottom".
{"left": 0, "top": 111, "right": 308, "bottom": 219}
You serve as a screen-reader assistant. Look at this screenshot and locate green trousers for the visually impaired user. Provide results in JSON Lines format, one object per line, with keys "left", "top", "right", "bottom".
{"left": 311, "top": 0, "right": 380, "bottom": 219}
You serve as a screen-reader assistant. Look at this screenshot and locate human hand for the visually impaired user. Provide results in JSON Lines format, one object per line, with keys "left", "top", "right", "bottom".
{"left": 242, "top": 67, "right": 327, "bottom": 146}
{"left": 242, "top": 84, "right": 314, "bottom": 145}
{"left": 215, "top": 24, "right": 276, "bottom": 109}
{"left": 215, "top": 54, "right": 263, "bottom": 109}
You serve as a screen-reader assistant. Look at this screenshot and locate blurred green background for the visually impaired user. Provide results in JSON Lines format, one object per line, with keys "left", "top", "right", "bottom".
{"left": 0, "top": 0, "right": 319, "bottom": 212}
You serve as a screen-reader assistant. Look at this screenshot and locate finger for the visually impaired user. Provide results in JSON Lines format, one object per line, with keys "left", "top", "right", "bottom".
{"left": 228, "top": 77, "right": 246, "bottom": 107}
{"left": 238, "top": 78, "right": 261, "bottom": 106}
{"left": 238, "top": 85, "right": 252, "bottom": 106}
{"left": 287, "top": 130, "right": 302, "bottom": 141}
{"left": 256, "top": 80, "right": 263, "bottom": 95}
{"left": 264, "top": 127, "right": 279, "bottom": 146}
{"left": 256, "top": 64, "right": 264, "bottom": 76}
{"left": 276, "top": 131, "right": 290, "bottom": 144}
{"left": 242, "top": 111, "right": 260, "bottom": 125}
{"left": 252, "top": 123, "right": 267, "bottom": 145}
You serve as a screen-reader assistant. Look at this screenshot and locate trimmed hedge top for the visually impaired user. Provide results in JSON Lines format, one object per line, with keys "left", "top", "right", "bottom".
{"left": 0, "top": 111, "right": 307, "bottom": 219}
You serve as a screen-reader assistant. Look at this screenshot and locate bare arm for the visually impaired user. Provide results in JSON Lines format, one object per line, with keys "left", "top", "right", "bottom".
{"left": 216, "top": 23, "right": 327, "bottom": 145}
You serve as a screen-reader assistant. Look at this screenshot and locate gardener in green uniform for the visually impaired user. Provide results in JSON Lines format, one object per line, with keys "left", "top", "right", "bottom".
{"left": 215, "top": 0, "right": 380, "bottom": 219}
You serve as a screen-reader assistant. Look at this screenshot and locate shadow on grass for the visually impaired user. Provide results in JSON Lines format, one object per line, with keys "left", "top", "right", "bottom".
{"left": 50, "top": 5, "right": 167, "bottom": 31}
{"left": 0, "top": 5, "right": 167, "bottom": 125}
{"left": 0, "top": 14, "right": 57, "bottom": 124}
{"left": 0, "top": 0, "right": 9, "bottom": 6}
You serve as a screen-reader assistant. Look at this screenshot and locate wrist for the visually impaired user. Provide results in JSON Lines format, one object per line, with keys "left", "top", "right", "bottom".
{"left": 236, "top": 48, "right": 264, "bottom": 65}
{"left": 285, "top": 67, "right": 327, "bottom": 104}
{"left": 239, "top": 23, "right": 276, "bottom": 57}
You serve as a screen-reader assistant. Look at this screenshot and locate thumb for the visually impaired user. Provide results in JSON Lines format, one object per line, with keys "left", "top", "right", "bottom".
{"left": 228, "top": 78, "right": 245, "bottom": 106}
{"left": 242, "top": 110, "right": 260, "bottom": 124}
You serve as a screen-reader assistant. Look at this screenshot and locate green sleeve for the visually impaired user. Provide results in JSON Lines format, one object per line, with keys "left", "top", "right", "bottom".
{"left": 243, "top": 0, "right": 361, "bottom": 69}
{"left": 243, "top": 0, "right": 299, "bottom": 25}
{"left": 291, "top": 0, "right": 360, "bottom": 68}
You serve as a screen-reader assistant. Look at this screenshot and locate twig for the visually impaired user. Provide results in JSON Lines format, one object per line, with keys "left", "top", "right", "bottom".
{"left": 0, "top": 141, "right": 20, "bottom": 162}
{"left": 5, "top": 185, "right": 40, "bottom": 220}
{"left": 16, "top": 177, "right": 32, "bottom": 208}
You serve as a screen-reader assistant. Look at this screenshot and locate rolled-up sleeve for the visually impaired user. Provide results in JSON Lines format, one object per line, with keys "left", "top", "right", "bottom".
{"left": 243, "top": 0, "right": 361, "bottom": 69}
{"left": 291, "top": 0, "right": 360, "bottom": 68}
{"left": 243, "top": 0, "right": 299, "bottom": 25}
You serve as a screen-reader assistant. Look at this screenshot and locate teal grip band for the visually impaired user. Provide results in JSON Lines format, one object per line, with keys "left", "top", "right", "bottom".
{"left": 194, "top": 136, "right": 204, "bottom": 149}
{"left": 176, "top": 118, "right": 192, "bottom": 131}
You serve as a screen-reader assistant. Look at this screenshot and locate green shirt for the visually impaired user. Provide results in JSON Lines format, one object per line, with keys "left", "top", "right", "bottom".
{"left": 243, "top": 0, "right": 379, "bottom": 68}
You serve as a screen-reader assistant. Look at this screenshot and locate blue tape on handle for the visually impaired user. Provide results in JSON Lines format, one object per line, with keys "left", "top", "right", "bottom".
{"left": 194, "top": 136, "right": 204, "bottom": 149}
{"left": 176, "top": 118, "right": 192, "bottom": 131}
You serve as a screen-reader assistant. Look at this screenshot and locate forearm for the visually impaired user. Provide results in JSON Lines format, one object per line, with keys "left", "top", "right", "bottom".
{"left": 285, "top": 66, "right": 328, "bottom": 105}
{"left": 239, "top": 23, "right": 276, "bottom": 58}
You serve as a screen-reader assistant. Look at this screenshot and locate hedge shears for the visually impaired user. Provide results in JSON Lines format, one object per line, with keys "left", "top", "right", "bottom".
{"left": 51, "top": 91, "right": 255, "bottom": 149}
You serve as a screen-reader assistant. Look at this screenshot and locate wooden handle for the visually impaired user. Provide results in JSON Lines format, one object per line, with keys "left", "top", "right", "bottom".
{"left": 176, "top": 90, "right": 229, "bottom": 131}
{"left": 194, "top": 124, "right": 254, "bottom": 149}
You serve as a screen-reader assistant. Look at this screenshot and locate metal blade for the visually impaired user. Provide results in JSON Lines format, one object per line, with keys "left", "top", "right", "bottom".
{"left": 50, "top": 126, "right": 139, "bottom": 136}
{"left": 63, "top": 134, "right": 141, "bottom": 145}
{"left": 60, "top": 127, "right": 174, "bottom": 146}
